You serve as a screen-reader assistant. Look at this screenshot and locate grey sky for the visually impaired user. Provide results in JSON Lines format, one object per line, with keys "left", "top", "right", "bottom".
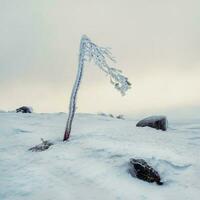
{"left": 0, "top": 0, "right": 200, "bottom": 115}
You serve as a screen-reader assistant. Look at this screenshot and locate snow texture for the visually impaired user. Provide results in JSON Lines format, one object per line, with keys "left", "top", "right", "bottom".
{"left": 0, "top": 112, "right": 200, "bottom": 200}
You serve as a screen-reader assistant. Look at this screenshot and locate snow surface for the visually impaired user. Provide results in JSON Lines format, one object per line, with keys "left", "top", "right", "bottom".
{"left": 0, "top": 112, "right": 200, "bottom": 200}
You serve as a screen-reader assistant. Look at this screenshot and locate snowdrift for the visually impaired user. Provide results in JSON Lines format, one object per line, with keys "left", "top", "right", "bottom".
{"left": 0, "top": 113, "right": 199, "bottom": 200}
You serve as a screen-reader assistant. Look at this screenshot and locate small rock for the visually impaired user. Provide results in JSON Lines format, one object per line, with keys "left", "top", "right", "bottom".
{"left": 29, "top": 139, "right": 53, "bottom": 152}
{"left": 116, "top": 115, "right": 124, "bottom": 120}
{"left": 109, "top": 114, "right": 114, "bottom": 118}
{"left": 136, "top": 116, "right": 168, "bottom": 131}
{"left": 98, "top": 112, "right": 107, "bottom": 117}
{"left": 16, "top": 106, "right": 33, "bottom": 113}
{"left": 129, "top": 158, "right": 163, "bottom": 185}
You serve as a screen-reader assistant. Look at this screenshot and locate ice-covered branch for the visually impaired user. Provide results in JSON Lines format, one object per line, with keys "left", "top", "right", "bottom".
{"left": 63, "top": 35, "right": 131, "bottom": 141}
{"left": 82, "top": 35, "right": 131, "bottom": 95}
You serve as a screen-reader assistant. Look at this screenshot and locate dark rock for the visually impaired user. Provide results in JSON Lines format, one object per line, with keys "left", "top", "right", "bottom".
{"left": 116, "top": 115, "right": 124, "bottom": 120}
{"left": 98, "top": 112, "right": 107, "bottom": 117}
{"left": 29, "top": 139, "right": 53, "bottom": 152}
{"left": 129, "top": 158, "right": 163, "bottom": 185}
{"left": 109, "top": 114, "right": 114, "bottom": 118}
{"left": 16, "top": 106, "right": 32, "bottom": 113}
{"left": 136, "top": 116, "right": 168, "bottom": 131}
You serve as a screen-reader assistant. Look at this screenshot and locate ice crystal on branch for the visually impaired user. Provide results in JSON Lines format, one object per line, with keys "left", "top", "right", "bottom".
{"left": 81, "top": 35, "right": 131, "bottom": 95}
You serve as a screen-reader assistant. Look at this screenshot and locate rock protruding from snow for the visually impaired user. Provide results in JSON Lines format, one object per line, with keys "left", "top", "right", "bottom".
{"left": 29, "top": 139, "right": 53, "bottom": 152}
{"left": 129, "top": 158, "right": 163, "bottom": 185}
{"left": 16, "top": 106, "right": 33, "bottom": 113}
{"left": 116, "top": 114, "right": 124, "bottom": 120}
{"left": 136, "top": 116, "right": 168, "bottom": 131}
{"left": 98, "top": 112, "right": 125, "bottom": 120}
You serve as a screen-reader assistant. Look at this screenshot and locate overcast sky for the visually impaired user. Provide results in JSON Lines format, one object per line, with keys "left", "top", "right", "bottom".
{"left": 0, "top": 0, "right": 200, "bottom": 115}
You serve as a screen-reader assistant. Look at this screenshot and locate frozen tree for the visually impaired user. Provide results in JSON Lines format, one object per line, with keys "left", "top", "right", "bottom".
{"left": 63, "top": 35, "right": 131, "bottom": 141}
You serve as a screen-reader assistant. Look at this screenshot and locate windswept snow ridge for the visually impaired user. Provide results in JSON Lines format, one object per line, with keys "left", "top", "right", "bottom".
{"left": 0, "top": 113, "right": 199, "bottom": 200}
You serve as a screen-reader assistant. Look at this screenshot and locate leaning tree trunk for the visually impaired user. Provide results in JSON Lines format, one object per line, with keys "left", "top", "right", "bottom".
{"left": 63, "top": 38, "right": 85, "bottom": 141}
{"left": 63, "top": 35, "right": 131, "bottom": 141}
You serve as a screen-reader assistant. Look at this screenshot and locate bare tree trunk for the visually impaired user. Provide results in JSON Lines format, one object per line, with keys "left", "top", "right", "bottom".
{"left": 63, "top": 37, "right": 85, "bottom": 141}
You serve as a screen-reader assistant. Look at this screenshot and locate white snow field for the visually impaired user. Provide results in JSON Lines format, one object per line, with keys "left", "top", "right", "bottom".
{"left": 0, "top": 112, "right": 200, "bottom": 200}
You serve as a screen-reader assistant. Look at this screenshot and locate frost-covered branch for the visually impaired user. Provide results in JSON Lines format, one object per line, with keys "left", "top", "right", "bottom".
{"left": 82, "top": 35, "right": 131, "bottom": 95}
{"left": 63, "top": 35, "right": 131, "bottom": 141}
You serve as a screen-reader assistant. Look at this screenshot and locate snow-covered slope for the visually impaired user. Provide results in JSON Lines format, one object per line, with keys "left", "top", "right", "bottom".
{"left": 0, "top": 113, "right": 199, "bottom": 200}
